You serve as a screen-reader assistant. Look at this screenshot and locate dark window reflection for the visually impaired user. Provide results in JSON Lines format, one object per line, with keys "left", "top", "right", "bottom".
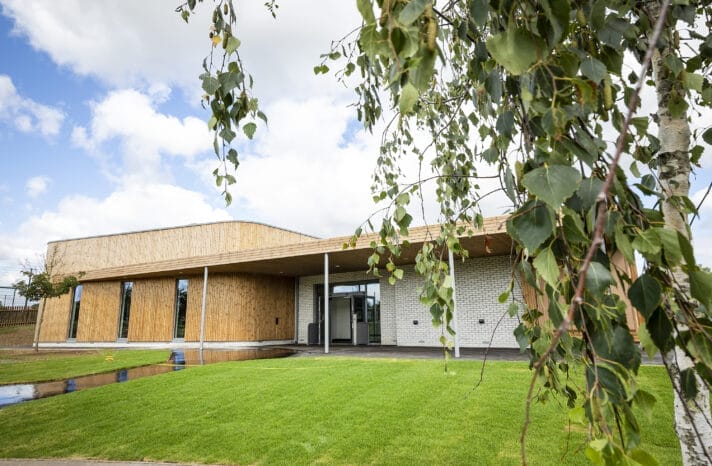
{"left": 174, "top": 279, "right": 188, "bottom": 339}
{"left": 118, "top": 282, "right": 133, "bottom": 339}
{"left": 68, "top": 285, "right": 82, "bottom": 339}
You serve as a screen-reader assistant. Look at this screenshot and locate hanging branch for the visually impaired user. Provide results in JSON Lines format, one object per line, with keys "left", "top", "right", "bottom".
{"left": 519, "top": 0, "right": 672, "bottom": 463}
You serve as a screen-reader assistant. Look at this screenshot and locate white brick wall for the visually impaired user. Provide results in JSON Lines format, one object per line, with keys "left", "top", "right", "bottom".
{"left": 295, "top": 255, "right": 522, "bottom": 348}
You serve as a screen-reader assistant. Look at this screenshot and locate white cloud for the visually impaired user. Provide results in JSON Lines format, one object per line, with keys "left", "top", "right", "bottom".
{"left": 0, "top": 75, "right": 64, "bottom": 136}
{"left": 72, "top": 89, "right": 212, "bottom": 185}
{"left": 0, "top": 183, "right": 231, "bottom": 282}
{"left": 0, "top": 1, "right": 358, "bottom": 101}
{"left": 25, "top": 176, "right": 50, "bottom": 198}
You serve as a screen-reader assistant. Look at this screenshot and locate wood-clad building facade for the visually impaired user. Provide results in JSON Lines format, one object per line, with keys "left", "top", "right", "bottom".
{"left": 37, "top": 218, "right": 638, "bottom": 349}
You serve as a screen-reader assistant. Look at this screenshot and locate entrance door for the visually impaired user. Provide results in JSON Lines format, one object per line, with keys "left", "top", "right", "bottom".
{"left": 330, "top": 297, "right": 351, "bottom": 342}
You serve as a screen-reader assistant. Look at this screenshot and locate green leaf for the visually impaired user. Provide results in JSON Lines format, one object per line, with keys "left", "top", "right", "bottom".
{"left": 568, "top": 406, "right": 586, "bottom": 424}
{"left": 585, "top": 261, "right": 613, "bottom": 296}
{"left": 686, "top": 333, "right": 712, "bottom": 368}
{"left": 393, "top": 268, "right": 404, "bottom": 280}
{"left": 562, "top": 212, "right": 587, "bottom": 244}
{"left": 575, "top": 177, "right": 604, "bottom": 212}
{"left": 507, "top": 302, "right": 519, "bottom": 317}
{"left": 683, "top": 72, "right": 703, "bottom": 92}
{"left": 541, "top": 0, "right": 570, "bottom": 44}
{"left": 498, "top": 291, "right": 510, "bottom": 303}
{"left": 637, "top": 322, "right": 658, "bottom": 360}
{"left": 647, "top": 308, "right": 674, "bottom": 353}
{"left": 357, "top": 0, "right": 376, "bottom": 24}
{"left": 486, "top": 27, "right": 545, "bottom": 76}
{"left": 533, "top": 247, "right": 559, "bottom": 288}
{"left": 410, "top": 49, "right": 436, "bottom": 91}
{"left": 399, "top": 82, "right": 419, "bottom": 114}
{"left": 633, "top": 389, "right": 657, "bottom": 418}
{"left": 398, "top": 0, "right": 427, "bottom": 26}
{"left": 507, "top": 201, "right": 555, "bottom": 252}
{"left": 614, "top": 223, "right": 634, "bottom": 264}
{"left": 630, "top": 448, "right": 660, "bottom": 466}
{"left": 655, "top": 228, "right": 682, "bottom": 266}
{"left": 628, "top": 274, "right": 662, "bottom": 319}
{"left": 580, "top": 57, "right": 607, "bottom": 82}
{"left": 678, "top": 231, "right": 696, "bottom": 267}
{"left": 522, "top": 165, "right": 582, "bottom": 209}
{"left": 201, "top": 76, "right": 220, "bottom": 95}
{"left": 689, "top": 269, "right": 712, "bottom": 311}
{"left": 703, "top": 128, "right": 712, "bottom": 145}
{"left": 243, "top": 122, "right": 257, "bottom": 139}
{"left": 225, "top": 36, "right": 241, "bottom": 54}
{"left": 469, "top": 0, "right": 488, "bottom": 27}
{"left": 680, "top": 368, "right": 699, "bottom": 399}
{"left": 632, "top": 229, "right": 661, "bottom": 257}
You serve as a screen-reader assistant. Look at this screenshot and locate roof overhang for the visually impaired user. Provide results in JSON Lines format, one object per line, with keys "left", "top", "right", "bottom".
{"left": 79, "top": 216, "right": 512, "bottom": 281}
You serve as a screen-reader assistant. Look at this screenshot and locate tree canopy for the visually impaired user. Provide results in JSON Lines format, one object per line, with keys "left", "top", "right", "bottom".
{"left": 178, "top": 0, "right": 712, "bottom": 463}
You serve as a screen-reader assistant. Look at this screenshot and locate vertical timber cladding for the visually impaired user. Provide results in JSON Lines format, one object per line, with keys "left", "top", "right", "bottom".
{"left": 184, "top": 275, "right": 204, "bottom": 341}
{"left": 128, "top": 278, "right": 176, "bottom": 342}
{"left": 76, "top": 281, "right": 121, "bottom": 342}
{"left": 198, "top": 273, "right": 295, "bottom": 342}
{"left": 38, "top": 294, "right": 72, "bottom": 342}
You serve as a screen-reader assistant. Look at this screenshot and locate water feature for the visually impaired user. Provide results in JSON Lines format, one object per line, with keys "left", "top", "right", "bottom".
{"left": 0, "top": 347, "right": 295, "bottom": 408}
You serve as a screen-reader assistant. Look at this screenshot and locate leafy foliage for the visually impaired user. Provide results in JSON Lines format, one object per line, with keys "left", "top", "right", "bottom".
{"left": 14, "top": 271, "right": 79, "bottom": 302}
{"left": 176, "top": 0, "right": 268, "bottom": 205}
{"left": 181, "top": 0, "right": 712, "bottom": 463}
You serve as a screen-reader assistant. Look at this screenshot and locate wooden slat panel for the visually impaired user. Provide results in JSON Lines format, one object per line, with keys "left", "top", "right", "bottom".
{"left": 38, "top": 294, "right": 72, "bottom": 342}
{"left": 128, "top": 278, "right": 175, "bottom": 342}
{"left": 76, "top": 281, "right": 121, "bottom": 342}
{"left": 203, "top": 273, "right": 294, "bottom": 342}
{"left": 184, "top": 275, "right": 203, "bottom": 342}
{"left": 49, "top": 221, "right": 318, "bottom": 276}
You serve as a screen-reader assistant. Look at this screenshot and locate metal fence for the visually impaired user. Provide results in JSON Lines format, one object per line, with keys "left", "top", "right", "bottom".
{"left": 0, "top": 286, "right": 37, "bottom": 309}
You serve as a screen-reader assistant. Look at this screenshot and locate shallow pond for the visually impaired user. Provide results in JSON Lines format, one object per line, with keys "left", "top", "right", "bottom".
{"left": 0, "top": 347, "right": 294, "bottom": 408}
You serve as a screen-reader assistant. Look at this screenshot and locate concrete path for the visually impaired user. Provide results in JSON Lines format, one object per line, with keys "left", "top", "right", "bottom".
{"left": 284, "top": 344, "right": 665, "bottom": 364}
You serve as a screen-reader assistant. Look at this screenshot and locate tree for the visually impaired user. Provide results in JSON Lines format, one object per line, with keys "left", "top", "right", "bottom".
{"left": 178, "top": 0, "right": 712, "bottom": 463}
{"left": 14, "top": 246, "right": 81, "bottom": 351}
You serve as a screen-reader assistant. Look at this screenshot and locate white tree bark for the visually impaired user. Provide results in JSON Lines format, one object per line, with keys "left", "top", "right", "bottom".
{"left": 648, "top": 3, "right": 712, "bottom": 463}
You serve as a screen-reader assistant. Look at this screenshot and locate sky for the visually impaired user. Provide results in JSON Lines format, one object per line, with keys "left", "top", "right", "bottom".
{"left": 0, "top": 1, "right": 710, "bottom": 289}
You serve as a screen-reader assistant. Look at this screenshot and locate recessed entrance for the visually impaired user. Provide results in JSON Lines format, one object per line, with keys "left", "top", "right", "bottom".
{"left": 314, "top": 281, "right": 380, "bottom": 345}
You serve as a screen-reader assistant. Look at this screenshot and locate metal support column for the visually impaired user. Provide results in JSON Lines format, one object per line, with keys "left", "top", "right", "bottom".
{"left": 448, "top": 249, "right": 461, "bottom": 358}
{"left": 199, "top": 266, "right": 209, "bottom": 352}
{"left": 324, "top": 253, "right": 330, "bottom": 354}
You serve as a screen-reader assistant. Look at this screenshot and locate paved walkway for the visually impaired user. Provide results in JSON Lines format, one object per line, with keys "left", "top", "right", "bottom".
{"left": 287, "top": 344, "right": 664, "bottom": 364}
{"left": 286, "top": 344, "right": 531, "bottom": 360}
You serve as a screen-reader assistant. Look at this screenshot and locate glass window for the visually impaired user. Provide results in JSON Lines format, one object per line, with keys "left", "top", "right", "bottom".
{"left": 118, "top": 282, "right": 133, "bottom": 339}
{"left": 174, "top": 279, "right": 189, "bottom": 339}
{"left": 68, "top": 285, "right": 82, "bottom": 339}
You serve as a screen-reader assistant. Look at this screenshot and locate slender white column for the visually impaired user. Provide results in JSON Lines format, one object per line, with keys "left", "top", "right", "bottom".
{"left": 199, "top": 266, "right": 209, "bottom": 352}
{"left": 448, "top": 249, "right": 460, "bottom": 358}
{"left": 324, "top": 253, "right": 330, "bottom": 354}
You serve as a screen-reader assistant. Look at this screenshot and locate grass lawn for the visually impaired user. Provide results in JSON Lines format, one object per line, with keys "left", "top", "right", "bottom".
{"left": 0, "top": 357, "right": 680, "bottom": 465}
{"left": 0, "top": 349, "right": 170, "bottom": 384}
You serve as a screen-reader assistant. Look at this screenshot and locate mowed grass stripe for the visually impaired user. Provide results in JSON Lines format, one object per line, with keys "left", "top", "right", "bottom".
{"left": 0, "top": 357, "right": 680, "bottom": 465}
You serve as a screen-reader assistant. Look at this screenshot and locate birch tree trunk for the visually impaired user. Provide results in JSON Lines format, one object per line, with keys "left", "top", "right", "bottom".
{"left": 648, "top": 2, "right": 712, "bottom": 463}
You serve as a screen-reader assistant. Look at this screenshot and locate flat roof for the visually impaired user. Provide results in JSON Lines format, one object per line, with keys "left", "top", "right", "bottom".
{"left": 78, "top": 216, "right": 512, "bottom": 281}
